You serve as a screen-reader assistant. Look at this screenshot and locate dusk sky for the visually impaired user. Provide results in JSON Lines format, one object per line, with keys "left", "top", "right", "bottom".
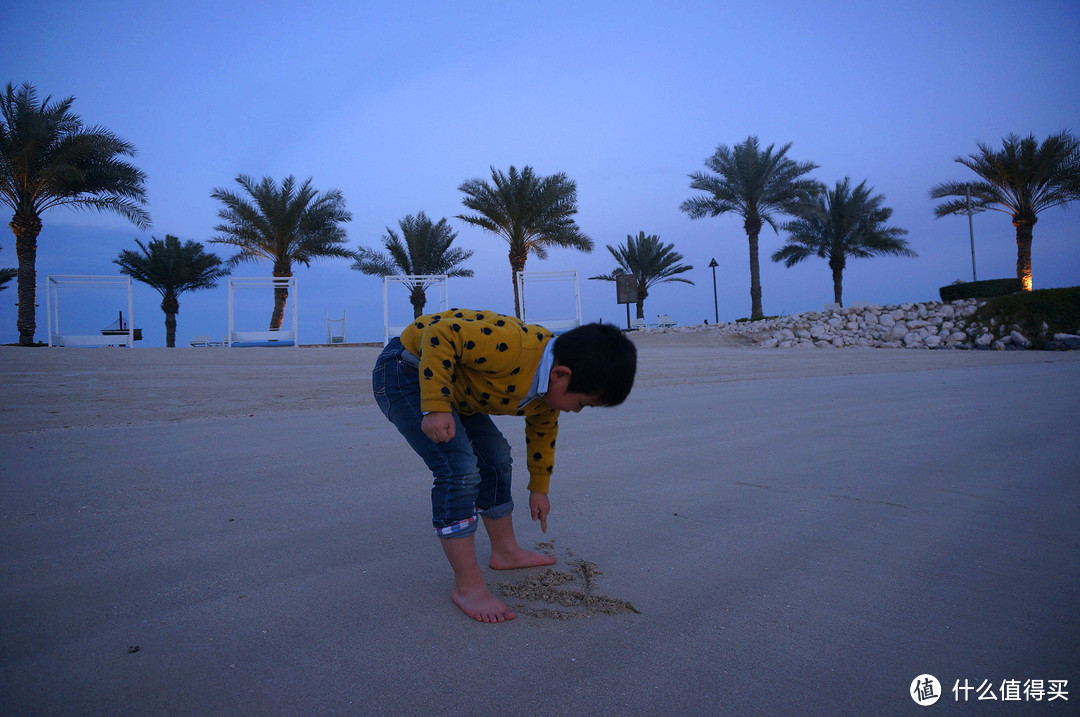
{"left": 2, "top": 1, "right": 1078, "bottom": 346}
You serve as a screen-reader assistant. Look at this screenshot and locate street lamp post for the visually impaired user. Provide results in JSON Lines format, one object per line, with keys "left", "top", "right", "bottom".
{"left": 708, "top": 258, "right": 719, "bottom": 323}
{"left": 965, "top": 185, "right": 978, "bottom": 282}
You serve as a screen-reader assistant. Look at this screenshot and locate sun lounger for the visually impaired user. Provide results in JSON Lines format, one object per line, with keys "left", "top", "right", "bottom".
{"left": 228, "top": 329, "right": 297, "bottom": 347}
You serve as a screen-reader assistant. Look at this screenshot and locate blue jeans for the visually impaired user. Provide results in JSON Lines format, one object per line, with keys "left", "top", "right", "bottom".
{"left": 373, "top": 338, "right": 514, "bottom": 538}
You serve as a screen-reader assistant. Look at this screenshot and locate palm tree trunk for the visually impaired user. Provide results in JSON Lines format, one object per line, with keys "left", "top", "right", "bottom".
{"left": 745, "top": 214, "right": 764, "bottom": 320}
{"left": 270, "top": 288, "right": 288, "bottom": 329}
{"left": 271, "top": 264, "right": 290, "bottom": 330}
{"left": 11, "top": 212, "right": 42, "bottom": 346}
{"left": 1013, "top": 215, "right": 1036, "bottom": 291}
{"left": 509, "top": 250, "right": 527, "bottom": 319}
{"left": 162, "top": 292, "right": 180, "bottom": 348}
{"left": 164, "top": 313, "right": 177, "bottom": 347}
{"left": 410, "top": 285, "right": 427, "bottom": 318}
{"left": 830, "top": 257, "right": 845, "bottom": 307}
{"left": 636, "top": 281, "right": 648, "bottom": 319}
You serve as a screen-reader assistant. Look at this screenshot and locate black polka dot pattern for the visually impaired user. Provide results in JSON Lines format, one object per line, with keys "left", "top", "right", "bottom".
{"left": 398, "top": 308, "right": 559, "bottom": 493}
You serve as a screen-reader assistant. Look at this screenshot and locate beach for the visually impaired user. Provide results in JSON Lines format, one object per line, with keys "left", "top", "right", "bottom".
{"left": 2, "top": 338, "right": 1078, "bottom": 714}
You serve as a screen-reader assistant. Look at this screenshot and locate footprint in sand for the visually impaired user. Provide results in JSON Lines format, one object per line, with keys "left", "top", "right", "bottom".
{"left": 497, "top": 541, "right": 641, "bottom": 619}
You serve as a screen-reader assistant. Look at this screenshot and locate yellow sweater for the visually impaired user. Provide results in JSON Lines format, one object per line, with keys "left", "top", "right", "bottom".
{"left": 399, "top": 309, "right": 559, "bottom": 494}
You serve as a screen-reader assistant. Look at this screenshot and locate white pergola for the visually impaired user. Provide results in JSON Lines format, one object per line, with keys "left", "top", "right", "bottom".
{"left": 383, "top": 275, "right": 448, "bottom": 344}
{"left": 227, "top": 277, "right": 298, "bottom": 347}
{"left": 516, "top": 270, "right": 582, "bottom": 334}
{"left": 46, "top": 275, "right": 136, "bottom": 347}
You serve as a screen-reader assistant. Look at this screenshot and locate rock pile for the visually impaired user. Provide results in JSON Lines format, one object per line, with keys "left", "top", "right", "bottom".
{"left": 643, "top": 299, "right": 1080, "bottom": 350}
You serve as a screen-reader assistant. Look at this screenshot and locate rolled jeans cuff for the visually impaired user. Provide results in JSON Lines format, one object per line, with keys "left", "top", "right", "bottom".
{"left": 478, "top": 498, "right": 514, "bottom": 522}
{"left": 434, "top": 498, "right": 514, "bottom": 539}
{"left": 434, "top": 516, "right": 477, "bottom": 538}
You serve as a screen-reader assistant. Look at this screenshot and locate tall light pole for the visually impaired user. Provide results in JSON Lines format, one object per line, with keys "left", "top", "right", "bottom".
{"left": 708, "top": 258, "right": 719, "bottom": 323}
{"left": 965, "top": 185, "right": 978, "bottom": 282}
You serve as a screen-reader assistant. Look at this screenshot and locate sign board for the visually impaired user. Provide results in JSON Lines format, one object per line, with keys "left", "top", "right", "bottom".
{"left": 616, "top": 274, "right": 638, "bottom": 304}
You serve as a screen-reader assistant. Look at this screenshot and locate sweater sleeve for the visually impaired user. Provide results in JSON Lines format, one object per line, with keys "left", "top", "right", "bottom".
{"left": 524, "top": 410, "right": 559, "bottom": 494}
{"left": 403, "top": 309, "right": 560, "bottom": 491}
{"left": 413, "top": 311, "right": 520, "bottom": 414}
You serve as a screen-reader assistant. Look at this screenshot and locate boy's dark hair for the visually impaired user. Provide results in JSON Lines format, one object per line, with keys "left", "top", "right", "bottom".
{"left": 552, "top": 322, "right": 637, "bottom": 406}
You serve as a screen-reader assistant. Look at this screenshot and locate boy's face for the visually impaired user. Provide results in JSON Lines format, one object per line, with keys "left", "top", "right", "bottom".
{"left": 543, "top": 365, "right": 602, "bottom": 413}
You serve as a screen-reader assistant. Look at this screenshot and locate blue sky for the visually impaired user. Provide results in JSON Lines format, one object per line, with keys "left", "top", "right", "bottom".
{"left": 2, "top": 0, "right": 1078, "bottom": 346}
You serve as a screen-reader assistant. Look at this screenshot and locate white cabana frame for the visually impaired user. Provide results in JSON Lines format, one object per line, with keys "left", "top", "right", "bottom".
{"left": 516, "top": 270, "right": 582, "bottom": 334}
{"left": 383, "top": 275, "right": 448, "bottom": 344}
{"left": 227, "top": 276, "right": 298, "bottom": 347}
{"left": 46, "top": 275, "right": 136, "bottom": 347}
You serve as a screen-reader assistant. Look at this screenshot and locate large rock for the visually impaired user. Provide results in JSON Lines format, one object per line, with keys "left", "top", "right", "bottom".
{"left": 773, "top": 328, "right": 796, "bottom": 341}
{"left": 1054, "top": 333, "right": 1080, "bottom": 349}
{"left": 1009, "top": 330, "right": 1032, "bottom": 349}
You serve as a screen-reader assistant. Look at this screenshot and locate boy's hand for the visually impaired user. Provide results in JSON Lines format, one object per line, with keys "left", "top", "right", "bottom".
{"left": 529, "top": 491, "right": 550, "bottom": 533}
{"left": 421, "top": 412, "right": 456, "bottom": 443}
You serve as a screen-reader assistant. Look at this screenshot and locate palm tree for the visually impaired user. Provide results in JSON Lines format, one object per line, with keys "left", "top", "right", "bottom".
{"left": 589, "top": 231, "right": 694, "bottom": 319}
{"left": 1, "top": 82, "right": 150, "bottom": 345}
{"left": 681, "top": 136, "right": 820, "bottom": 320}
{"left": 457, "top": 165, "right": 592, "bottom": 318}
{"left": 772, "top": 178, "right": 915, "bottom": 307}
{"left": 114, "top": 235, "right": 230, "bottom": 347}
{"left": 930, "top": 131, "right": 1080, "bottom": 291}
{"left": 352, "top": 211, "right": 474, "bottom": 317}
{"left": 210, "top": 174, "right": 352, "bottom": 329}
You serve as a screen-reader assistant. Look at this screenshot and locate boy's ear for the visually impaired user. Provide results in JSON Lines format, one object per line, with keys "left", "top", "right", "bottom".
{"left": 550, "top": 364, "right": 572, "bottom": 385}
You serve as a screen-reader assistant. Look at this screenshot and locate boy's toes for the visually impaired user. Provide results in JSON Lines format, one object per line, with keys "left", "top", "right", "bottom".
{"left": 452, "top": 588, "right": 515, "bottom": 622}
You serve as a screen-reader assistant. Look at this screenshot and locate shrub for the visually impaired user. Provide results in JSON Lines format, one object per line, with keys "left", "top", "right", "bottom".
{"left": 964, "top": 286, "right": 1080, "bottom": 348}
{"left": 939, "top": 278, "right": 1021, "bottom": 302}
{"left": 735, "top": 315, "right": 780, "bottom": 323}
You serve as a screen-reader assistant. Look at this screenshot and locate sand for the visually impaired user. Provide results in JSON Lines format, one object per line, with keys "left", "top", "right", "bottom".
{"left": 2, "top": 338, "right": 1078, "bottom": 714}
{"left": 499, "top": 540, "right": 641, "bottom": 619}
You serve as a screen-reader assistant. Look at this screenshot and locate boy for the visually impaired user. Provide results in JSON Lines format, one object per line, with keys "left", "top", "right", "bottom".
{"left": 372, "top": 308, "right": 636, "bottom": 622}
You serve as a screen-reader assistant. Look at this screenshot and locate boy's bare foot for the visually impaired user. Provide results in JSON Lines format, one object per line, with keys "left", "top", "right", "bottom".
{"left": 482, "top": 514, "right": 558, "bottom": 570}
{"left": 452, "top": 584, "right": 516, "bottom": 622}
{"left": 440, "top": 535, "right": 515, "bottom": 623}
{"left": 489, "top": 545, "right": 558, "bottom": 571}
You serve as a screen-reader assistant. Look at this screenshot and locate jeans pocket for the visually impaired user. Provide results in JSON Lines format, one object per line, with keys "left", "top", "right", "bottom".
{"left": 372, "top": 363, "right": 391, "bottom": 418}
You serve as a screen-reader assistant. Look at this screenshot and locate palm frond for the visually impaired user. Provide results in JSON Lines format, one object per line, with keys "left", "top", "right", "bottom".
{"left": 593, "top": 231, "right": 694, "bottom": 299}
{"left": 1, "top": 81, "right": 150, "bottom": 226}
{"left": 931, "top": 131, "right": 1080, "bottom": 220}
{"left": 113, "top": 234, "right": 230, "bottom": 300}
{"left": 457, "top": 165, "right": 592, "bottom": 258}
{"left": 684, "top": 136, "right": 819, "bottom": 232}
{"left": 773, "top": 177, "right": 914, "bottom": 268}
{"left": 0, "top": 246, "right": 15, "bottom": 292}
{"left": 210, "top": 174, "right": 352, "bottom": 272}
{"left": 352, "top": 211, "right": 473, "bottom": 280}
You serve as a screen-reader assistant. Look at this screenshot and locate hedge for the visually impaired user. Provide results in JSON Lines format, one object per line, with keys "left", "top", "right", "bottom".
{"left": 939, "top": 278, "right": 1021, "bottom": 302}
